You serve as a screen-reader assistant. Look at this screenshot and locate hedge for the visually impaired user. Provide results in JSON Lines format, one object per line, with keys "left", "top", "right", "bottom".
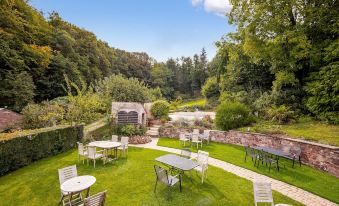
{"left": 0, "top": 125, "right": 84, "bottom": 176}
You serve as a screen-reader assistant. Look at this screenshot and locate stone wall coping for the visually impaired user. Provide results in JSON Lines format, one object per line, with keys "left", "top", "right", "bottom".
{"left": 165, "top": 127, "right": 339, "bottom": 150}
{"left": 208, "top": 129, "right": 339, "bottom": 150}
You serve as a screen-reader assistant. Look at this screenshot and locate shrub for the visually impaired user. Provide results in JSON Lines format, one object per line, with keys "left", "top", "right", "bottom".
{"left": 215, "top": 101, "right": 254, "bottom": 131}
{"left": 201, "top": 77, "right": 220, "bottom": 104}
{"left": 94, "top": 74, "right": 153, "bottom": 103}
{"left": 112, "top": 124, "right": 146, "bottom": 136}
{"left": 151, "top": 100, "right": 170, "bottom": 119}
{"left": 306, "top": 63, "right": 339, "bottom": 124}
{"left": 120, "top": 124, "right": 136, "bottom": 136}
{"left": 0, "top": 125, "right": 83, "bottom": 176}
{"left": 22, "top": 102, "right": 65, "bottom": 129}
{"left": 267, "top": 105, "right": 295, "bottom": 124}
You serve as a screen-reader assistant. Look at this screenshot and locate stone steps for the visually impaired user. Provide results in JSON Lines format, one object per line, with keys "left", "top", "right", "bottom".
{"left": 146, "top": 125, "right": 161, "bottom": 137}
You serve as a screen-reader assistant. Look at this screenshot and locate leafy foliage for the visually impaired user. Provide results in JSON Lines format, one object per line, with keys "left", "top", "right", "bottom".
{"left": 201, "top": 77, "right": 220, "bottom": 104}
{"left": 94, "top": 74, "right": 153, "bottom": 104}
{"left": 151, "top": 100, "right": 170, "bottom": 119}
{"left": 22, "top": 102, "right": 65, "bottom": 129}
{"left": 215, "top": 102, "right": 254, "bottom": 131}
{"left": 267, "top": 105, "right": 295, "bottom": 124}
{"left": 306, "top": 63, "right": 339, "bottom": 124}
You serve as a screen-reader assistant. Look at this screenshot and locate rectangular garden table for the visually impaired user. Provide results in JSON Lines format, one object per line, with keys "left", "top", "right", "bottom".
{"left": 155, "top": 154, "right": 199, "bottom": 191}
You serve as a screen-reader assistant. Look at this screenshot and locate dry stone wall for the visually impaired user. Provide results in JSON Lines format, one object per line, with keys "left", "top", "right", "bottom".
{"left": 159, "top": 127, "right": 339, "bottom": 177}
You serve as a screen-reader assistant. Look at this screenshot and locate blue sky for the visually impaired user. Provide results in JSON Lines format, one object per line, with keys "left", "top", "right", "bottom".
{"left": 29, "top": 0, "right": 235, "bottom": 61}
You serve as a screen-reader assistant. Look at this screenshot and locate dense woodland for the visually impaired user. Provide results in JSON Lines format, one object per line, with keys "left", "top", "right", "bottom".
{"left": 0, "top": 0, "right": 338, "bottom": 124}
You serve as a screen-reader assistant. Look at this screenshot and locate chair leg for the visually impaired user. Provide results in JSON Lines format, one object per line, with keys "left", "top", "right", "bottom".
{"left": 94, "top": 159, "right": 96, "bottom": 168}
{"left": 154, "top": 179, "right": 158, "bottom": 193}
{"left": 299, "top": 156, "right": 301, "bottom": 167}
{"left": 179, "top": 175, "right": 182, "bottom": 192}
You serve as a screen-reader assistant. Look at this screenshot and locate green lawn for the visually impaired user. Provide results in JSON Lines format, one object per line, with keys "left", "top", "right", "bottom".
{"left": 157, "top": 138, "right": 339, "bottom": 204}
{"left": 179, "top": 99, "right": 206, "bottom": 108}
{"left": 0, "top": 148, "right": 303, "bottom": 206}
{"left": 238, "top": 118, "right": 339, "bottom": 146}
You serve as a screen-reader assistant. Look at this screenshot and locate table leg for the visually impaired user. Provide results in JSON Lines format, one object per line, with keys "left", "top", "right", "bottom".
{"left": 86, "top": 187, "right": 91, "bottom": 198}
{"left": 68, "top": 192, "right": 73, "bottom": 206}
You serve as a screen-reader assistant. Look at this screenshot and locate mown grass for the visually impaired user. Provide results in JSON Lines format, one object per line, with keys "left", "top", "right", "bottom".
{"left": 157, "top": 138, "right": 339, "bottom": 204}
{"left": 0, "top": 147, "right": 303, "bottom": 206}
{"left": 239, "top": 118, "right": 339, "bottom": 146}
{"left": 179, "top": 99, "right": 206, "bottom": 108}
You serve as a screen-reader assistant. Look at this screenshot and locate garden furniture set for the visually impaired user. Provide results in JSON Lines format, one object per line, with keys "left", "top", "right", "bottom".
{"left": 77, "top": 136, "right": 129, "bottom": 168}
{"left": 179, "top": 129, "right": 211, "bottom": 149}
{"left": 154, "top": 149, "right": 209, "bottom": 197}
{"left": 242, "top": 139, "right": 302, "bottom": 171}
{"left": 58, "top": 165, "right": 106, "bottom": 206}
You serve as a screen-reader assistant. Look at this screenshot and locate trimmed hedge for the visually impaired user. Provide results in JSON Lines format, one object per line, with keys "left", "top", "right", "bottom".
{"left": 0, "top": 125, "right": 83, "bottom": 176}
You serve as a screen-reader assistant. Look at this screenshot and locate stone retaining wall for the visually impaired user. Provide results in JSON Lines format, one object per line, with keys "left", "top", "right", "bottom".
{"left": 159, "top": 127, "right": 339, "bottom": 177}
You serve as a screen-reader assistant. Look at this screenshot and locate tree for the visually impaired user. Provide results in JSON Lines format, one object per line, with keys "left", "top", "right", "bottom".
{"left": 149, "top": 63, "right": 174, "bottom": 99}
{"left": 0, "top": 71, "right": 35, "bottom": 111}
{"left": 94, "top": 74, "right": 153, "bottom": 104}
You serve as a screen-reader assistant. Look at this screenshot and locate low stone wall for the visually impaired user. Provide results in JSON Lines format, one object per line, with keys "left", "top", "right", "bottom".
{"left": 159, "top": 127, "right": 339, "bottom": 177}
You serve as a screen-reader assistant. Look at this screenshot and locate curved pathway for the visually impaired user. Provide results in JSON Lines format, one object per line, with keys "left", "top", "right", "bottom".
{"left": 131, "top": 138, "right": 337, "bottom": 206}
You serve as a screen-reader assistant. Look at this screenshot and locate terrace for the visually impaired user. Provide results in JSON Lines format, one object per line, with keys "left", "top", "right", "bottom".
{"left": 0, "top": 126, "right": 338, "bottom": 206}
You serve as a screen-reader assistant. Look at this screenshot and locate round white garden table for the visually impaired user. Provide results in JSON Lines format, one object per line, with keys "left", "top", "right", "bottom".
{"left": 61, "top": 175, "right": 96, "bottom": 205}
{"left": 88, "top": 141, "right": 121, "bottom": 164}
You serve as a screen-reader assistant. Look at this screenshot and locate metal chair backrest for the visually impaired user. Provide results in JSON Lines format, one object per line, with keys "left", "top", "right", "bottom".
{"left": 280, "top": 145, "right": 291, "bottom": 155}
{"left": 58, "top": 165, "right": 77, "bottom": 185}
{"left": 193, "top": 129, "right": 199, "bottom": 135}
{"left": 203, "top": 130, "right": 210, "bottom": 138}
{"left": 83, "top": 191, "right": 107, "bottom": 206}
{"left": 241, "top": 138, "right": 248, "bottom": 146}
{"left": 121, "top": 136, "right": 129, "bottom": 146}
{"left": 253, "top": 181, "right": 274, "bottom": 206}
{"left": 192, "top": 133, "right": 200, "bottom": 142}
{"left": 154, "top": 165, "right": 169, "bottom": 186}
{"left": 179, "top": 132, "right": 186, "bottom": 140}
{"left": 77, "top": 142, "right": 85, "bottom": 155}
{"left": 111, "top": 135, "right": 118, "bottom": 142}
{"left": 291, "top": 146, "right": 301, "bottom": 157}
{"left": 197, "top": 150, "right": 209, "bottom": 166}
{"left": 87, "top": 146, "right": 97, "bottom": 158}
{"left": 181, "top": 148, "right": 191, "bottom": 159}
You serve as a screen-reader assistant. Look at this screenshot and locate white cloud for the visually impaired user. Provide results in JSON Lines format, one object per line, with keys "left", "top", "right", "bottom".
{"left": 191, "top": 0, "right": 232, "bottom": 17}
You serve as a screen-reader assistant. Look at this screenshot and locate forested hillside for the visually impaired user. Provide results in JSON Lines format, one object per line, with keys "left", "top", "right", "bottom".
{"left": 0, "top": 0, "right": 154, "bottom": 111}
{"left": 0, "top": 0, "right": 210, "bottom": 111}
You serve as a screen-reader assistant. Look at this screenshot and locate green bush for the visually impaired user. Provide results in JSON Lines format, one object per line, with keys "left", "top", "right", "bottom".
{"left": 0, "top": 125, "right": 83, "bottom": 176}
{"left": 112, "top": 124, "right": 146, "bottom": 136}
{"left": 267, "top": 105, "right": 295, "bottom": 124}
{"left": 306, "top": 63, "right": 339, "bottom": 124}
{"left": 151, "top": 100, "right": 170, "bottom": 119}
{"left": 22, "top": 102, "right": 65, "bottom": 129}
{"left": 215, "top": 102, "right": 254, "bottom": 131}
{"left": 201, "top": 77, "right": 220, "bottom": 105}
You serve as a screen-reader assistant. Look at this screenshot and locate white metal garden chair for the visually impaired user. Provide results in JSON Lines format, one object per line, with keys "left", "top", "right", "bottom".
{"left": 192, "top": 129, "right": 200, "bottom": 136}
{"left": 201, "top": 130, "right": 210, "bottom": 144}
{"left": 58, "top": 165, "right": 82, "bottom": 206}
{"left": 192, "top": 150, "right": 209, "bottom": 183}
{"left": 118, "top": 136, "right": 129, "bottom": 157}
{"left": 179, "top": 132, "right": 190, "bottom": 146}
{"left": 77, "top": 142, "right": 87, "bottom": 164}
{"left": 83, "top": 190, "right": 107, "bottom": 206}
{"left": 253, "top": 181, "right": 291, "bottom": 206}
{"left": 87, "top": 146, "right": 104, "bottom": 168}
{"left": 111, "top": 135, "right": 118, "bottom": 142}
{"left": 191, "top": 133, "right": 202, "bottom": 149}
